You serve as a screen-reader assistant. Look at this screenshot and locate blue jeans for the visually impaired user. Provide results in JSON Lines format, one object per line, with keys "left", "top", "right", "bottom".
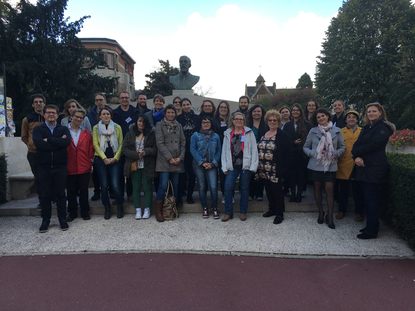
{"left": 193, "top": 163, "right": 218, "bottom": 209}
{"left": 224, "top": 169, "right": 251, "bottom": 215}
{"left": 156, "top": 172, "right": 179, "bottom": 201}
{"left": 94, "top": 157, "right": 123, "bottom": 206}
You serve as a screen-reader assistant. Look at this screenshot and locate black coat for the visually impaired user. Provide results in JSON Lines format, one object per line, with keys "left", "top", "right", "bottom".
{"left": 273, "top": 129, "right": 290, "bottom": 178}
{"left": 32, "top": 123, "right": 71, "bottom": 168}
{"left": 283, "top": 120, "right": 311, "bottom": 168}
{"left": 352, "top": 120, "right": 393, "bottom": 184}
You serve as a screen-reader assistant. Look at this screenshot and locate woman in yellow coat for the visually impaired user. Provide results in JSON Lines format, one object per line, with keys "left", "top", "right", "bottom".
{"left": 336, "top": 110, "right": 364, "bottom": 221}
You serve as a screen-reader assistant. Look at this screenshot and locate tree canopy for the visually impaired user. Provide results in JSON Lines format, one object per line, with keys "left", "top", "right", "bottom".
{"left": 296, "top": 73, "right": 313, "bottom": 89}
{"left": 0, "top": 0, "right": 115, "bottom": 132}
{"left": 142, "top": 59, "right": 178, "bottom": 98}
{"left": 315, "top": 0, "right": 415, "bottom": 127}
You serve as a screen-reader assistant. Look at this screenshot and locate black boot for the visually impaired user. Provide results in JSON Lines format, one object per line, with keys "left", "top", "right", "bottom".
{"left": 117, "top": 204, "right": 124, "bottom": 218}
{"left": 104, "top": 205, "right": 111, "bottom": 220}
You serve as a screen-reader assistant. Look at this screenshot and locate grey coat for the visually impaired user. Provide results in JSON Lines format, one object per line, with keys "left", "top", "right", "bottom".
{"left": 155, "top": 119, "right": 186, "bottom": 172}
{"left": 303, "top": 126, "right": 345, "bottom": 172}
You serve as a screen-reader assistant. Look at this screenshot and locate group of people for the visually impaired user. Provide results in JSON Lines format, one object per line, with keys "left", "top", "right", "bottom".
{"left": 21, "top": 92, "right": 394, "bottom": 240}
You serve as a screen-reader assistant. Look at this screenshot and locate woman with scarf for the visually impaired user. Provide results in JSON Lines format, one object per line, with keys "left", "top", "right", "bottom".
{"left": 190, "top": 116, "right": 221, "bottom": 219}
{"left": 197, "top": 100, "right": 219, "bottom": 132}
{"left": 154, "top": 104, "right": 186, "bottom": 222}
{"left": 303, "top": 108, "right": 345, "bottom": 229}
{"left": 177, "top": 98, "right": 198, "bottom": 204}
{"left": 92, "top": 106, "right": 124, "bottom": 219}
{"left": 122, "top": 115, "right": 156, "bottom": 220}
{"left": 352, "top": 103, "right": 394, "bottom": 239}
{"left": 144, "top": 94, "right": 165, "bottom": 128}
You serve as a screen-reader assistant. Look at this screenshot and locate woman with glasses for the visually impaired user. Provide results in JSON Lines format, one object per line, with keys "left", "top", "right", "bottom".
{"left": 154, "top": 104, "right": 186, "bottom": 222}
{"left": 305, "top": 100, "right": 318, "bottom": 125}
{"left": 92, "top": 106, "right": 124, "bottom": 219}
{"left": 303, "top": 108, "right": 345, "bottom": 229}
{"left": 172, "top": 96, "right": 182, "bottom": 116}
{"left": 66, "top": 108, "right": 94, "bottom": 221}
{"left": 257, "top": 110, "right": 290, "bottom": 224}
{"left": 221, "top": 112, "right": 258, "bottom": 222}
{"left": 60, "top": 99, "right": 92, "bottom": 132}
{"left": 197, "top": 100, "right": 219, "bottom": 132}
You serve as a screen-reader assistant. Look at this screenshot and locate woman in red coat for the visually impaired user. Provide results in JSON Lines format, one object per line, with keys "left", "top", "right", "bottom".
{"left": 66, "top": 108, "right": 94, "bottom": 220}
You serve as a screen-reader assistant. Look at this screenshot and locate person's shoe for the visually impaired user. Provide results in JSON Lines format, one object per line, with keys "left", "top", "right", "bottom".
{"left": 212, "top": 208, "right": 220, "bottom": 219}
{"left": 317, "top": 212, "right": 325, "bottom": 224}
{"left": 256, "top": 196, "right": 263, "bottom": 201}
{"left": 202, "top": 208, "right": 209, "bottom": 219}
{"left": 273, "top": 215, "right": 284, "bottom": 225}
{"left": 142, "top": 208, "right": 150, "bottom": 219}
{"left": 39, "top": 220, "right": 49, "bottom": 233}
{"left": 325, "top": 214, "right": 335, "bottom": 229}
{"left": 135, "top": 208, "right": 142, "bottom": 220}
{"left": 66, "top": 215, "right": 75, "bottom": 222}
{"left": 82, "top": 214, "right": 91, "bottom": 220}
{"left": 263, "top": 210, "right": 276, "bottom": 218}
{"left": 186, "top": 196, "right": 195, "bottom": 204}
{"left": 327, "top": 222, "right": 336, "bottom": 229}
{"left": 60, "top": 222, "right": 69, "bottom": 231}
{"left": 104, "top": 205, "right": 111, "bottom": 220}
{"left": 91, "top": 192, "right": 100, "bottom": 201}
{"left": 117, "top": 204, "right": 124, "bottom": 219}
{"left": 239, "top": 213, "right": 247, "bottom": 221}
{"left": 335, "top": 212, "right": 345, "bottom": 220}
{"left": 221, "top": 214, "right": 233, "bottom": 222}
{"left": 354, "top": 213, "right": 364, "bottom": 222}
{"left": 357, "top": 232, "right": 377, "bottom": 239}
{"left": 359, "top": 227, "right": 367, "bottom": 233}
{"left": 155, "top": 200, "right": 165, "bottom": 222}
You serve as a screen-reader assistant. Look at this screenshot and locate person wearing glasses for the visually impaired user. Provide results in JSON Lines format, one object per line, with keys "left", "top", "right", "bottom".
{"left": 256, "top": 110, "right": 290, "bottom": 224}
{"left": 221, "top": 112, "right": 258, "bottom": 222}
{"left": 66, "top": 108, "right": 94, "bottom": 221}
{"left": 60, "top": 99, "right": 92, "bottom": 132}
{"left": 33, "top": 105, "right": 71, "bottom": 233}
{"left": 172, "top": 96, "right": 182, "bottom": 116}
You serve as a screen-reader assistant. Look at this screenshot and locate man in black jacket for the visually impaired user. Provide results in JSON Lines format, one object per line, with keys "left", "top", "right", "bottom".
{"left": 33, "top": 104, "right": 71, "bottom": 233}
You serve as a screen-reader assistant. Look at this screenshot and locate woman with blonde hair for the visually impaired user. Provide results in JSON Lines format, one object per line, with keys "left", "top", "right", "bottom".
{"left": 60, "top": 99, "right": 91, "bottom": 132}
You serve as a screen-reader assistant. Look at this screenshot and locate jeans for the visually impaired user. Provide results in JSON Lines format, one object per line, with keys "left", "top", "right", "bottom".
{"left": 67, "top": 172, "right": 90, "bottom": 218}
{"left": 38, "top": 166, "right": 67, "bottom": 224}
{"left": 94, "top": 157, "right": 123, "bottom": 206}
{"left": 156, "top": 172, "right": 179, "bottom": 201}
{"left": 194, "top": 164, "right": 218, "bottom": 209}
{"left": 224, "top": 169, "right": 251, "bottom": 215}
{"left": 131, "top": 169, "right": 153, "bottom": 209}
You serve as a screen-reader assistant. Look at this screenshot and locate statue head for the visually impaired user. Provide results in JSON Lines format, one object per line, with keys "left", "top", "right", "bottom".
{"left": 179, "top": 56, "right": 191, "bottom": 74}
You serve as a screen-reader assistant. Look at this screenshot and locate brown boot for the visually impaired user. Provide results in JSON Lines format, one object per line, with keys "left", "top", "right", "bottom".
{"left": 155, "top": 200, "right": 165, "bottom": 222}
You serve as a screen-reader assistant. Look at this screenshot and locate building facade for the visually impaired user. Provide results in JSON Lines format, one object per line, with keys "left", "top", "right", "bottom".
{"left": 245, "top": 74, "right": 277, "bottom": 102}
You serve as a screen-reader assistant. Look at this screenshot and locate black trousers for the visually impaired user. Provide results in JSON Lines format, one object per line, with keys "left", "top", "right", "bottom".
{"left": 38, "top": 166, "right": 67, "bottom": 223}
{"left": 361, "top": 182, "right": 384, "bottom": 235}
{"left": 27, "top": 152, "right": 40, "bottom": 197}
{"left": 264, "top": 180, "right": 285, "bottom": 217}
{"left": 337, "top": 179, "right": 364, "bottom": 215}
{"left": 67, "top": 172, "right": 90, "bottom": 218}
{"left": 118, "top": 155, "right": 132, "bottom": 198}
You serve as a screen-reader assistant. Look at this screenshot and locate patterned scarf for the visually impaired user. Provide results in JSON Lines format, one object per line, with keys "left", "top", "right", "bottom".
{"left": 316, "top": 121, "right": 335, "bottom": 172}
{"left": 98, "top": 120, "right": 118, "bottom": 154}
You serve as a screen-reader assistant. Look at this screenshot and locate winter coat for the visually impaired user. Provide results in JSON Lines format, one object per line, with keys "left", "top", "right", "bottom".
{"left": 352, "top": 120, "right": 393, "bottom": 184}
{"left": 303, "top": 125, "right": 345, "bottom": 172}
{"left": 21, "top": 111, "right": 44, "bottom": 153}
{"left": 190, "top": 131, "right": 221, "bottom": 168}
{"left": 283, "top": 120, "right": 312, "bottom": 167}
{"left": 67, "top": 129, "right": 94, "bottom": 175}
{"left": 336, "top": 126, "right": 361, "bottom": 180}
{"left": 32, "top": 123, "right": 71, "bottom": 168}
{"left": 155, "top": 119, "right": 186, "bottom": 173}
{"left": 122, "top": 126, "right": 157, "bottom": 178}
{"left": 221, "top": 126, "right": 259, "bottom": 173}
{"left": 333, "top": 112, "right": 346, "bottom": 129}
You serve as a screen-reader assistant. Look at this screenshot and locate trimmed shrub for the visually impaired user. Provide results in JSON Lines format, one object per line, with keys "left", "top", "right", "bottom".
{"left": 0, "top": 154, "right": 7, "bottom": 204}
{"left": 386, "top": 153, "right": 415, "bottom": 249}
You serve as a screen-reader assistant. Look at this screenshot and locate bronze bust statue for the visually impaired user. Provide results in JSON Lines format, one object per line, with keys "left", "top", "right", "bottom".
{"left": 169, "top": 56, "right": 200, "bottom": 90}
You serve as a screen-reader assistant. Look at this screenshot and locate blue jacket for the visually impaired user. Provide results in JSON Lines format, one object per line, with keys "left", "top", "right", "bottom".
{"left": 190, "top": 131, "right": 221, "bottom": 168}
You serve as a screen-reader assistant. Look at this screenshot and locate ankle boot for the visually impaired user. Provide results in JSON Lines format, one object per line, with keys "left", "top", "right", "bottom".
{"left": 117, "top": 204, "right": 124, "bottom": 218}
{"left": 104, "top": 205, "right": 111, "bottom": 220}
{"left": 155, "top": 200, "right": 165, "bottom": 222}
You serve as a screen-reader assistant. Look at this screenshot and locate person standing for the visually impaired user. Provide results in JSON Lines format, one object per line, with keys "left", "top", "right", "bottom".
{"left": 154, "top": 105, "right": 186, "bottom": 222}
{"left": 172, "top": 97, "right": 182, "bottom": 116}
{"left": 332, "top": 99, "right": 346, "bottom": 129}
{"left": 122, "top": 115, "right": 156, "bottom": 220}
{"left": 190, "top": 116, "right": 221, "bottom": 219}
{"left": 60, "top": 99, "right": 92, "bottom": 132}
{"left": 136, "top": 93, "right": 150, "bottom": 116}
{"left": 87, "top": 93, "right": 107, "bottom": 201}
{"left": 93, "top": 107, "right": 124, "bottom": 219}
{"left": 257, "top": 110, "right": 290, "bottom": 224}
{"left": 279, "top": 106, "right": 291, "bottom": 130}
{"left": 352, "top": 103, "right": 394, "bottom": 239}
{"left": 144, "top": 94, "right": 165, "bottom": 129}
{"left": 33, "top": 105, "right": 71, "bottom": 233}
{"left": 221, "top": 112, "right": 258, "bottom": 222}
{"left": 66, "top": 108, "right": 94, "bottom": 221}
{"left": 303, "top": 108, "right": 345, "bottom": 229}
{"left": 236, "top": 96, "right": 250, "bottom": 117}
{"left": 21, "top": 94, "right": 45, "bottom": 208}
{"left": 305, "top": 100, "right": 318, "bottom": 125}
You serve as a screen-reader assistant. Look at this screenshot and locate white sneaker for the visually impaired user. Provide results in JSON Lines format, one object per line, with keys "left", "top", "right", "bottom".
{"left": 142, "top": 208, "right": 150, "bottom": 219}
{"left": 135, "top": 208, "right": 142, "bottom": 220}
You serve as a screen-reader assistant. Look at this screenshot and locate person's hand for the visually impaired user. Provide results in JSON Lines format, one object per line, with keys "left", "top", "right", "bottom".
{"left": 62, "top": 135, "right": 67, "bottom": 139}
{"left": 104, "top": 158, "right": 112, "bottom": 165}
{"left": 169, "top": 158, "right": 176, "bottom": 165}
{"left": 43, "top": 138, "right": 47, "bottom": 142}
{"left": 354, "top": 157, "right": 365, "bottom": 167}
{"left": 294, "top": 138, "right": 302, "bottom": 144}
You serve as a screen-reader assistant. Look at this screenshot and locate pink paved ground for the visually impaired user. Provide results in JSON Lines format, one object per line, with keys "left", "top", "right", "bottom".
{"left": 0, "top": 253, "right": 414, "bottom": 311}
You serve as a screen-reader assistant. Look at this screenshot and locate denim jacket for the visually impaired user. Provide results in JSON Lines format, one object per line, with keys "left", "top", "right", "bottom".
{"left": 190, "top": 131, "right": 221, "bottom": 168}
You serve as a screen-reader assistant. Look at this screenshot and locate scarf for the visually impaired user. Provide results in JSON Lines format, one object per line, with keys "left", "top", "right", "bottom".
{"left": 153, "top": 109, "right": 164, "bottom": 124}
{"left": 164, "top": 119, "right": 177, "bottom": 133}
{"left": 98, "top": 120, "right": 119, "bottom": 154}
{"left": 316, "top": 121, "right": 335, "bottom": 172}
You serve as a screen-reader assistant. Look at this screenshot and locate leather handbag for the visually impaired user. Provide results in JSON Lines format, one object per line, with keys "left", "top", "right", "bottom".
{"left": 130, "top": 161, "right": 138, "bottom": 172}
{"left": 162, "top": 181, "right": 178, "bottom": 220}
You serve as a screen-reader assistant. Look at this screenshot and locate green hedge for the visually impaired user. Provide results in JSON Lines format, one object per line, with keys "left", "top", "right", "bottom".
{"left": 386, "top": 153, "right": 415, "bottom": 249}
{"left": 0, "top": 154, "right": 7, "bottom": 204}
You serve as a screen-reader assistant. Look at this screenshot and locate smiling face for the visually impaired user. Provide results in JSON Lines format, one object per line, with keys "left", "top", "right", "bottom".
{"left": 67, "top": 102, "right": 78, "bottom": 116}
{"left": 95, "top": 94, "right": 106, "bottom": 110}
{"left": 291, "top": 106, "right": 302, "bottom": 120}
{"left": 137, "top": 117, "right": 144, "bottom": 130}
{"left": 71, "top": 111, "right": 85, "bottom": 128}
{"left": 99, "top": 109, "right": 112, "bottom": 124}
{"left": 119, "top": 92, "right": 129, "bottom": 108}
{"left": 202, "top": 102, "right": 213, "bottom": 114}
{"left": 280, "top": 108, "right": 290, "bottom": 121}
{"left": 181, "top": 100, "right": 192, "bottom": 113}
{"left": 251, "top": 107, "right": 262, "bottom": 120}
{"left": 232, "top": 113, "right": 245, "bottom": 129}
{"left": 366, "top": 105, "right": 382, "bottom": 123}
{"left": 346, "top": 113, "right": 358, "bottom": 128}
{"left": 239, "top": 98, "right": 249, "bottom": 111}
{"left": 201, "top": 119, "right": 212, "bottom": 131}
{"left": 306, "top": 101, "right": 317, "bottom": 113}
{"left": 267, "top": 115, "right": 279, "bottom": 130}
{"left": 333, "top": 100, "right": 345, "bottom": 114}
{"left": 138, "top": 95, "right": 147, "bottom": 107}
{"left": 316, "top": 112, "right": 329, "bottom": 126}
{"left": 165, "top": 108, "right": 176, "bottom": 121}
{"left": 154, "top": 98, "right": 164, "bottom": 110}
{"left": 218, "top": 103, "right": 229, "bottom": 117}
{"left": 44, "top": 108, "right": 58, "bottom": 124}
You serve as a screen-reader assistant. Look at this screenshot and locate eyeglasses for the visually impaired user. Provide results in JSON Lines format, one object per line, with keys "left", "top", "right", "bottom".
{"left": 33, "top": 100, "right": 44, "bottom": 104}
{"left": 233, "top": 118, "right": 244, "bottom": 121}
{"left": 120, "top": 97, "right": 129, "bottom": 100}
{"left": 174, "top": 101, "right": 181, "bottom": 104}
{"left": 45, "top": 111, "right": 57, "bottom": 115}
{"left": 268, "top": 119, "right": 278, "bottom": 122}
{"left": 73, "top": 115, "right": 84, "bottom": 120}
